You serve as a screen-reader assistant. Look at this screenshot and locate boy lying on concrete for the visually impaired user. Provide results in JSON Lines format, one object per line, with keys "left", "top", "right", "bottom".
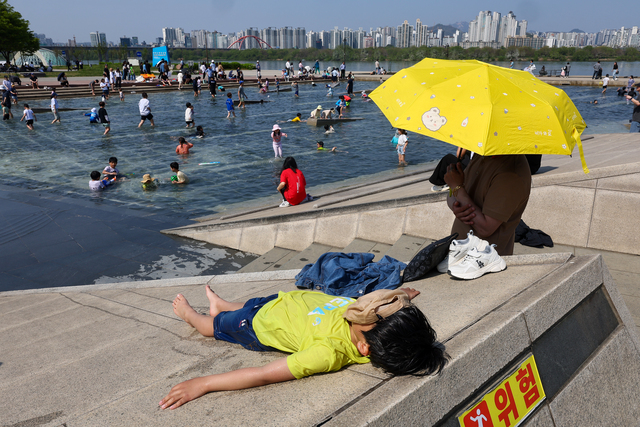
{"left": 160, "top": 286, "right": 447, "bottom": 409}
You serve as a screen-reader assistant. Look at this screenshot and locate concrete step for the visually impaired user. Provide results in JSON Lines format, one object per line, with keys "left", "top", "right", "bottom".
{"left": 417, "top": 238, "right": 437, "bottom": 252}
{"left": 385, "top": 235, "right": 430, "bottom": 263}
{"left": 264, "top": 250, "right": 300, "bottom": 271}
{"left": 278, "top": 243, "right": 341, "bottom": 271}
{"left": 237, "top": 247, "right": 296, "bottom": 273}
{"left": 341, "top": 238, "right": 391, "bottom": 262}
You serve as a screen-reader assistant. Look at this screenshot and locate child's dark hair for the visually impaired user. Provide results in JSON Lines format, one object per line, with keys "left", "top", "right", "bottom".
{"left": 362, "top": 305, "right": 448, "bottom": 376}
{"left": 170, "top": 162, "right": 179, "bottom": 170}
{"left": 109, "top": 157, "right": 117, "bottom": 164}
{"left": 186, "top": 102, "right": 192, "bottom": 107}
{"left": 99, "top": 101, "right": 105, "bottom": 107}
{"left": 317, "top": 141, "right": 324, "bottom": 147}
{"left": 178, "top": 137, "right": 186, "bottom": 144}
{"left": 90, "top": 171, "right": 101, "bottom": 180}
{"left": 24, "top": 103, "right": 29, "bottom": 108}
{"left": 226, "top": 92, "right": 232, "bottom": 98}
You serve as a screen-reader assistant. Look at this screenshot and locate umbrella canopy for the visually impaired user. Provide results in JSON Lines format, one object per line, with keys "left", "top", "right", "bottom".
{"left": 370, "top": 58, "right": 589, "bottom": 173}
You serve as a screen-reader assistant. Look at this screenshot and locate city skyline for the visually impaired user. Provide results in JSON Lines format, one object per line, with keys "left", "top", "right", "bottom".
{"left": 9, "top": 0, "right": 639, "bottom": 44}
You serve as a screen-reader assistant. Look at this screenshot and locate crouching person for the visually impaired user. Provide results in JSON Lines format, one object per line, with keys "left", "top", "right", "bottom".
{"left": 160, "top": 286, "right": 448, "bottom": 409}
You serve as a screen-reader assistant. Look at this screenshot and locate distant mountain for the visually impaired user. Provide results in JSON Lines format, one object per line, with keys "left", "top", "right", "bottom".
{"left": 430, "top": 23, "right": 462, "bottom": 37}
{"left": 451, "top": 21, "right": 470, "bottom": 33}
{"left": 569, "top": 28, "right": 585, "bottom": 33}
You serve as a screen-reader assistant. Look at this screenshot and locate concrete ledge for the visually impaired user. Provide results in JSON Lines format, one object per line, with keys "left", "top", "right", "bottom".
{"left": 0, "top": 269, "right": 300, "bottom": 297}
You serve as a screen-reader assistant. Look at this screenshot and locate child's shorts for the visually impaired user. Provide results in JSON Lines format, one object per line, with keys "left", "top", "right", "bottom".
{"left": 26, "top": 119, "right": 33, "bottom": 126}
{"left": 397, "top": 145, "right": 405, "bottom": 155}
{"left": 213, "top": 294, "right": 279, "bottom": 352}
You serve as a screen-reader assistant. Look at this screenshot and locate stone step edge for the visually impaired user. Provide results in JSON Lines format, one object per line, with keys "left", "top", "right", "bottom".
{"left": 0, "top": 253, "right": 572, "bottom": 297}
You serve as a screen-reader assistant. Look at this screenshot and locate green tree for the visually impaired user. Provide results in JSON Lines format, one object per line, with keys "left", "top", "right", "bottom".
{"left": 0, "top": 0, "right": 39, "bottom": 63}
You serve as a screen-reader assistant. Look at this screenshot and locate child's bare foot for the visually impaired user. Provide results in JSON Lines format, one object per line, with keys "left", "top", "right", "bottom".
{"left": 173, "top": 294, "right": 196, "bottom": 327}
{"left": 206, "top": 285, "right": 223, "bottom": 317}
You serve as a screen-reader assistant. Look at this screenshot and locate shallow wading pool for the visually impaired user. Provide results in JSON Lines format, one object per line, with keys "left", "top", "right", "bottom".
{"left": 0, "top": 82, "right": 631, "bottom": 219}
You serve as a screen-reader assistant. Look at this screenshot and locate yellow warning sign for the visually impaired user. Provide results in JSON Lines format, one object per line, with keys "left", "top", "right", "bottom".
{"left": 459, "top": 354, "right": 546, "bottom": 427}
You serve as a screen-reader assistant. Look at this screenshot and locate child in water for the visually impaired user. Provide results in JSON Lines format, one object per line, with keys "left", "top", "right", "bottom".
{"left": 140, "top": 174, "right": 158, "bottom": 190}
{"left": 89, "top": 171, "right": 115, "bottom": 191}
{"left": 195, "top": 125, "right": 205, "bottom": 138}
{"left": 170, "top": 162, "right": 189, "bottom": 184}
{"left": 103, "top": 157, "right": 120, "bottom": 179}
{"left": 226, "top": 93, "right": 235, "bottom": 118}
{"left": 271, "top": 124, "right": 287, "bottom": 158}
{"left": 324, "top": 125, "right": 335, "bottom": 134}
{"left": 317, "top": 141, "right": 336, "bottom": 152}
{"left": 185, "top": 102, "right": 195, "bottom": 128}
{"left": 20, "top": 104, "right": 36, "bottom": 130}
{"left": 85, "top": 107, "right": 99, "bottom": 123}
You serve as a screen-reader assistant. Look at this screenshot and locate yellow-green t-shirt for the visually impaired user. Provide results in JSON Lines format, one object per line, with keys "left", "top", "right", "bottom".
{"left": 291, "top": 117, "right": 301, "bottom": 122}
{"left": 252, "top": 291, "right": 370, "bottom": 379}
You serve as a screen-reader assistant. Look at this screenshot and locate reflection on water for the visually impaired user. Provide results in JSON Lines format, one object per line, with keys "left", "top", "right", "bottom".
{"left": 0, "top": 82, "right": 632, "bottom": 219}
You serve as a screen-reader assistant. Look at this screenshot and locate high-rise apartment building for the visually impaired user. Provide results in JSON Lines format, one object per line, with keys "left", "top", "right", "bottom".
{"left": 319, "top": 31, "right": 330, "bottom": 49}
{"left": 415, "top": 19, "right": 428, "bottom": 47}
{"left": 278, "top": 27, "right": 293, "bottom": 49}
{"left": 293, "top": 27, "right": 306, "bottom": 49}
{"left": 518, "top": 20, "right": 528, "bottom": 36}
{"left": 90, "top": 32, "right": 107, "bottom": 47}
{"left": 239, "top": 28, "right": 260, "bottom": 49}
{"left": 396, "top": 20, "right": 413, "bottom": 48}
{"left": 191, "top": 30, "right": 209, "bottom": 49}
{"left": 354, "top": 28, "right": 366, "bottom": 49}
{"left": 261, "top": 27, "right": 278, "bottom": 48}
{"left": 161, "top": 27, "right": 185, "bottom": 47}
{"left": 306, "top": 31, "right": 319, "bottom": 49}
{"left": 329, "top": 27, "right": 342, "bottom": 50}
{"left": 162, "top": 27, "right": 176, "bottom": 46}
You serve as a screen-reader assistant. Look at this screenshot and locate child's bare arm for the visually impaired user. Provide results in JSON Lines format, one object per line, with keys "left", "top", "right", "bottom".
{"left": 160, "top": 356, "right": 294, "bottom": 410}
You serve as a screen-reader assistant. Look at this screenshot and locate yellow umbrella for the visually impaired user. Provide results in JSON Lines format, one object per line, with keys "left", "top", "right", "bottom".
{"left": 370, "top": 58, "right": 589, "bottom": 173}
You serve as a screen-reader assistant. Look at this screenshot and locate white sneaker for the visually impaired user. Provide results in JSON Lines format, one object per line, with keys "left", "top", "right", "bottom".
{"left": 448, "top": 244, "right": 506, "bottom": 280}
{"left": 431, "top": 184, "right": 449, "bottom": 192}
{"left": 279, "top": 200, "right": 290, "bottom": 208}
{"left": 437, "top": 230, "right": 488, "bottom": 273}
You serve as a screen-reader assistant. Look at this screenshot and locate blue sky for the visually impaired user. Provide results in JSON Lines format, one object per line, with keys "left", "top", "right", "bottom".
{"left": 11, "top": 0, "right": 638, "bottom": 44}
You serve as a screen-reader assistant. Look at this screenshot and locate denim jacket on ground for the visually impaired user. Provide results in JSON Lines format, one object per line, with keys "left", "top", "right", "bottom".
{"left": 295, "top": 252, "right": 406, "bottom": 298}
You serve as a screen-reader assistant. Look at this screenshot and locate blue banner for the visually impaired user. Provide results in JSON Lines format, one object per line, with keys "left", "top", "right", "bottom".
{"left": 152, "top": 46, "right": 169, "bottom": 64}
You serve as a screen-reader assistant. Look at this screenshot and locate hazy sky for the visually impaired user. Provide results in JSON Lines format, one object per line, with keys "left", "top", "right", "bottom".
{"left": 10, "top": 0, "right": 638, "bottom": 44}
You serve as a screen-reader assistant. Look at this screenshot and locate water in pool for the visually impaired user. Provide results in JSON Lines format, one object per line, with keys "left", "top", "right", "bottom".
{"left": 0, "top": 82, "right": 633, "bottom": 219}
